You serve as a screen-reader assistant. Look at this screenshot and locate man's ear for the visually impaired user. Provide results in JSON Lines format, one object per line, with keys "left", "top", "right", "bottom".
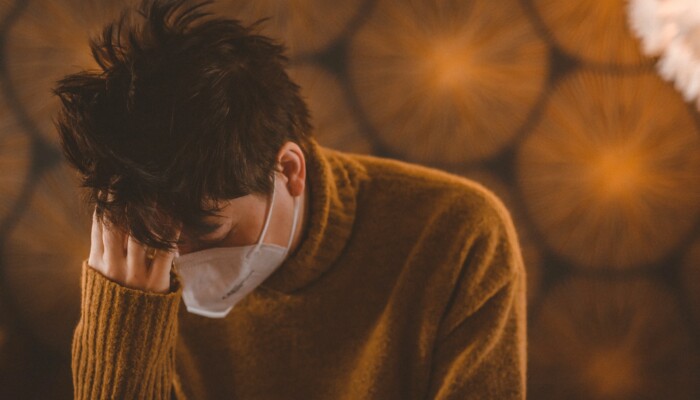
{"left": 277, "top": 141, "right": 306, "bottom": 197}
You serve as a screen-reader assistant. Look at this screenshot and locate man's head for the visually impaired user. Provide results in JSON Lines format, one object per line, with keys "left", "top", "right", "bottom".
{"left": 53, "top": 0, "right": 313, "bottom": 251}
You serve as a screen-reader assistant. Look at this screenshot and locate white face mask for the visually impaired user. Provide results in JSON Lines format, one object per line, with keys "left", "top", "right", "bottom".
{"left": 173, "top": 174, "right": 301, "bottom": 318}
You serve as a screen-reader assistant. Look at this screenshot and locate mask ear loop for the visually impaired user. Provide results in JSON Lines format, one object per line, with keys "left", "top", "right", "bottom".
{"left": 282, "top": 193, "right": 301, "bottom": 258}
{"left": 249, "top": 173, "right": 278, "bottom": 257}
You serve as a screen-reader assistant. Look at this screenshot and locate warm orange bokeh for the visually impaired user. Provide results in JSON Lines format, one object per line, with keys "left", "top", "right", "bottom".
{"left": 1, "top": 0, "right": 700, "bottom": 398}
{"left": 4, "top": 0, "right": 127, "bottom": 144}
{"left": 349, "top": 0, "right": 548, "bottom": 164}
{"left": 532, "top": 0, "right": 649, "bottom": 66}
{"left": 212, "top": 0, "right": 363, "bottom": 56}
{"left": 518, "top": 71, "right": 700, "bottom": 270}
{"left": 529, "top": 278, "right": 700, "bottom": 399}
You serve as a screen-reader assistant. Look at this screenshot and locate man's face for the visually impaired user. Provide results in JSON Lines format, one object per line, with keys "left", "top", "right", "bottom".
{"left": 175, "top": 172, "right": 300, "bottom": 255}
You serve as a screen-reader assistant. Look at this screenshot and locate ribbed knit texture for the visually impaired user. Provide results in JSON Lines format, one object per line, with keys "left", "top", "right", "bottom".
{"left": 73, "top": 261, "right": 181, "bottom": 399}
{"left": 72, "top": 137, "right": 527, "bottom": 399}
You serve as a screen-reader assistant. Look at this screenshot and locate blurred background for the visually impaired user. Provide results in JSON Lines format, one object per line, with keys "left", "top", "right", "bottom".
{"left": 1, "top": 0, "right": 699, "bottom": 398}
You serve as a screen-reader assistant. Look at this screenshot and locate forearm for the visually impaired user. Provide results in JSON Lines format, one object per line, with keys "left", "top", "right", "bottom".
{"left": 73, "top": 260, "right": 181, "bottom": 400}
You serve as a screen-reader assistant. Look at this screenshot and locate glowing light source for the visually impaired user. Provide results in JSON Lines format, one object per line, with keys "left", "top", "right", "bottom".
{"left": 349, "top": 0, "right": 548, "bottom": 164}
{"left": 424, "top": 40, "right": 474, "bottom": 91}
{"left": 518, "top": 71, "right": 700, "bottom": 269}
{"left": 628, "top": 0, "right": 700, "bottom": 108}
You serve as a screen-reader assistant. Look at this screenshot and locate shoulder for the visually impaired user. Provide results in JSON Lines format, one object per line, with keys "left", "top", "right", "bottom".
{"left": 330, "top": 149, "right": 513, "bottom": 229}
{"left": 324, "top": 147, "right": 525, "bottom": 303}
{"left": 326, "top": 146, "right": 519, "bottom": 248}
{"left": 329, "top": 150, "right": 525, "bottom": 314}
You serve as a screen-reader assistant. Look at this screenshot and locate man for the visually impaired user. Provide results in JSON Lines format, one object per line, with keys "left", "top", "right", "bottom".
{"left": 54, "top": 0, "right": 527, "bottom": 398}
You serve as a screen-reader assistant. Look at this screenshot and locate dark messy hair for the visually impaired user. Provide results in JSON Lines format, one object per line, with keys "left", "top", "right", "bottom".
{"left": 53, "top": 0, "right": 313, "bottom": 251}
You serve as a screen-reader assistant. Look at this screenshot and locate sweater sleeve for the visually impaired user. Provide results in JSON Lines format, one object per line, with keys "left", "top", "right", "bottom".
{"left": 426, "top": 205, "right": 528, "bottom": 400}
{"left": 72, "top": 259, "right": 182, "bottom": 400}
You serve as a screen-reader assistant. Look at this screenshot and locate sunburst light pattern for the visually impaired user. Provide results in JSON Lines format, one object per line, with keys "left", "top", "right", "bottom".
{"left": 532, "top": 0, "right": 649, "bottom": 66}
{"left": 529, "top": 278, "right": 700, "bottom": 400}
{"left": 349, "top": 0, "right": 548, "bottom": 164}
{"left": 212, "top": 0, "right": 365, "bottom": 56}
{"left": 4, "top": 0, "right": 131, "bottom": 145}
{"left": 518, "top": 71, "right": 700, "bottom": 270}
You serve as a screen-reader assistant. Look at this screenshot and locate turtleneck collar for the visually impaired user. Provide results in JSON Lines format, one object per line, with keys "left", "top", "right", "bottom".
{"left": 261, "top": 138, "right": 367, "bottom": 293}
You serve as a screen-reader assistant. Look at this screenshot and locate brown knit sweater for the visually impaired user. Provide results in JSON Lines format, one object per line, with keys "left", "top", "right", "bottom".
{"left": 72, "top": 138, "right": 527, "bottom": 399}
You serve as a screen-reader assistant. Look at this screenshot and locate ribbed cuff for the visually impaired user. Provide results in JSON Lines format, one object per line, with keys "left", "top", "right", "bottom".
{"left": 72, "top": 260, "right": 182, "bottom": 400}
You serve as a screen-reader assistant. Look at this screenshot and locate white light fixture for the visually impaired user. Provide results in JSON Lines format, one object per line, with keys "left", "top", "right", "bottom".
{"left": 628, "top": 0, "right": 700, "bottom": 108}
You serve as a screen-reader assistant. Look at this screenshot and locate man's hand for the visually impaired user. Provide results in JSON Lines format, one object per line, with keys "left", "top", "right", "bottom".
{"left": 87, "top": 207, "right": 180, "bottom": 293}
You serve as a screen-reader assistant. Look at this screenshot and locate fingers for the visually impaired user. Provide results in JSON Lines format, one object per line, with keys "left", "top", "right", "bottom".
{"left": 147, "top": 249, "right": 174, "bottom": 293}
{"left": 102, "top": 221, "right": 127, "bottom": 283}
{"left": 89, "top": 198, "right": 181, "bottom": 293}
{"left": 125, "top": 235, "right": 171, "bottom": 293}
{"left": 124, "top": 235, "right": 172, "bottom": 293}
{"left": 145, "top": 227, "right": 181, "bottom": 293}
{"left": 126, "top": 235, "right": 148, "bottom": 285}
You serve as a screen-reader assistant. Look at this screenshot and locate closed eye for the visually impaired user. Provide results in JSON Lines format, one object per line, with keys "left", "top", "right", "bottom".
{"left": 198, "top": 226, "right": 237, "bottom": 245}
